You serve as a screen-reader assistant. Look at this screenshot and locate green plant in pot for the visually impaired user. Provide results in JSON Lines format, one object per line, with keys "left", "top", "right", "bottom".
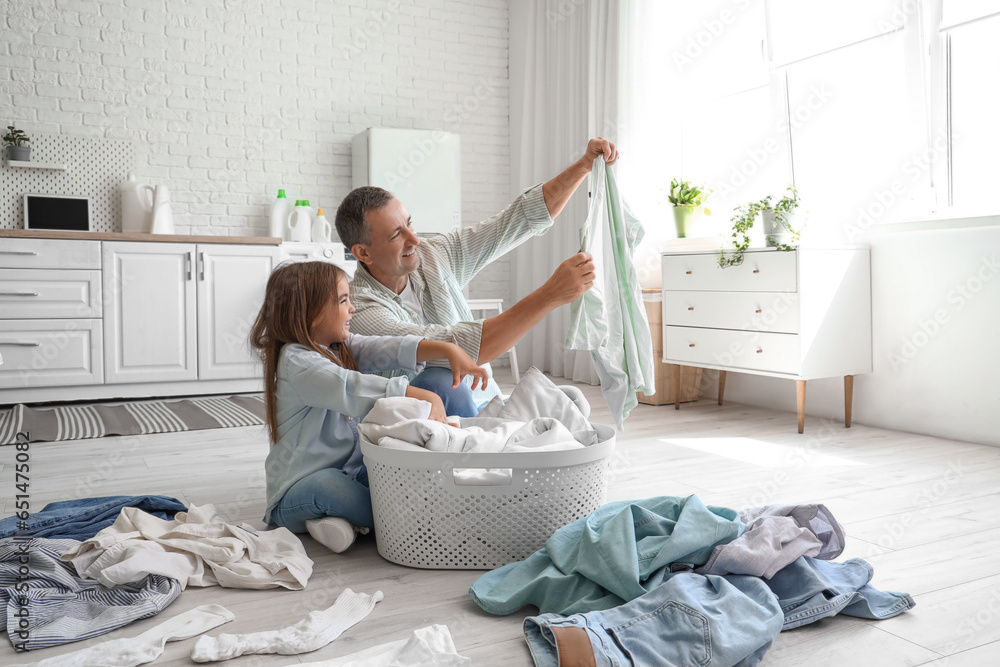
{"left": 667, "top": 178, "right": 711, "bottom": 238}
{"left": 3, "top": 125, "right": 31, "bottom": 161}
{"left": 718, "top": 186, "right": 801, "bottom": 268}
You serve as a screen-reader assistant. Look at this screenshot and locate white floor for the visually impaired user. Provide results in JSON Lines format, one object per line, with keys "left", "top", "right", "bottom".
{"left": 2, "top": 378, "right": 999, "bottom": 666}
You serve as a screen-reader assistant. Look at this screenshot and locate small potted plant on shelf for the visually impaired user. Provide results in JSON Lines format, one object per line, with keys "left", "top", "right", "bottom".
{"left": 667, "top": 178, "right": 712, "bottom": 238}
{"left": 718, "top": 185, "right": 801, "bottom": 268}
{"left": 3, "top": 124, "right": 31, "bottom": 161}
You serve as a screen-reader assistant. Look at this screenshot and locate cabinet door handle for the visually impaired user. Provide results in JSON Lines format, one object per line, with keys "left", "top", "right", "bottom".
{"left": 199, "top": 252, "right": 205, "bottom": 281}
{"left": 685, "top": 270, "right": 693, "bottom": 275}
{"left": 755, "top": 308, "right": 762, "bottom": 314}
{"left": 0, "top": 250, "right": 38, "bottom": 256}
{"left": 689, "top": 343, "right": 696, "bottom": 347}
{"left": 756, "top": 348, "right": 763, "bottom": 354}
{"left": 185, "top": 252, "right": 192, "bottom": 281}
{"left": 0, "top": 292, "right": 38, "bottom": 297}
{"left": 687, "top": 306, "right": 695, "bottom": 311}
{"left": 0, "top": 341, "right": 40, "bottom": 347}
{"left": 752, "top": 269, "right": 760, "bottom": 274}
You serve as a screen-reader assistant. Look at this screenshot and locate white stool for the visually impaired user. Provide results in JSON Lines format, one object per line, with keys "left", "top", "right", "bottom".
{"left": 466, "top": 298, "right": 520, "bottom": 384}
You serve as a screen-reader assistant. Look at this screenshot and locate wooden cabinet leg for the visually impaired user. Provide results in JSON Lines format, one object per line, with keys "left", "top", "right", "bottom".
{"left": 674, "top": 365, "right": 681, "bottom": 410}
{"left": 718, "top": 370, "right": 727, "bottom": 406}
{"left": 796, "top": 380, "right": 806, "bottom": 434}
{"left": 844, "top": 375, "right": 854, "bottom": 428}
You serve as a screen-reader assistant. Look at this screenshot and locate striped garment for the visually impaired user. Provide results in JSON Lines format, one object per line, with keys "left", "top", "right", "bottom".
{"left": 349, "top": 183, "right": 554, "bottom": 404}
{"left": 0, "top": 537, "right": 181, "bottom": 651}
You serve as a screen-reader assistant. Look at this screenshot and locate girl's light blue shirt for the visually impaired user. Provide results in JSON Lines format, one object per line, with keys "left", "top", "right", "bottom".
{"left": 263, "top": 334, "right": 424, "bottom": 523}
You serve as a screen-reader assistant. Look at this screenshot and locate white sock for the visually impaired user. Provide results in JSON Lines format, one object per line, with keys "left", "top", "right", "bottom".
{"left": 305, "top": 516, "right": 363, "bottom": 552}
{"left": 190, "top": 588, "right": 384, "bottom": 662}
{"left": 12, "top": 604, "right": 234, "bottom": 667}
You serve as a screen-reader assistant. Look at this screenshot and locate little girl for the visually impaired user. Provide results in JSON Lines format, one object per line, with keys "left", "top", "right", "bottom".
{"left": 249, "top": 261, "right": 487, "bottom": 553}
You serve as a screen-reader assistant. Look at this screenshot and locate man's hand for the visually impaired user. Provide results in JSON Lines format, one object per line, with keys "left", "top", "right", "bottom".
{"left": 541, "top": 252, "right": 596, "bottom": 306}
{"left": 584, "top": 137, "right": 619, "bottom": 166}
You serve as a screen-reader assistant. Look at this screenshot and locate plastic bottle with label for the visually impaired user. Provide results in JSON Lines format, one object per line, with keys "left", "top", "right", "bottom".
{"left": 286, "top": 200, "right": 313, "bottom": 243}
{"left": 269, "top": 189, "right": 292, "bottom": 240}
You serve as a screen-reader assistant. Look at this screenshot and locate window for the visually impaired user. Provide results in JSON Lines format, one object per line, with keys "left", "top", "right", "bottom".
{"left": 626, "top": 0, "right": 999, "bottom": 243}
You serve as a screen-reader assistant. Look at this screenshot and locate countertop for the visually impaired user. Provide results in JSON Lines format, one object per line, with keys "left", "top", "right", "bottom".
{"left": 0, "top": 229, "right": 281, "bottom": 245}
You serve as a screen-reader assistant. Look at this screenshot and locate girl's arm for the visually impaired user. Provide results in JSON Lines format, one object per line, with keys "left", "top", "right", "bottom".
{"left": 404, "top": 385, "right": 449, "bottom": 424}
{"left": 416, "top": 340, "right": 489, "bottom": 391}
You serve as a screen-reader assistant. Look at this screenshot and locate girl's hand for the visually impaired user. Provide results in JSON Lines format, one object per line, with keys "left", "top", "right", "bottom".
{"left": 445, "top": 345, "right": 488, "bottom": 390}
{"left": 405, "top": 386, "right": 450, "bottom": 424}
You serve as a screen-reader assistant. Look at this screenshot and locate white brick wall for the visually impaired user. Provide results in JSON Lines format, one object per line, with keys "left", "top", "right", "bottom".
{"left": 1, "top": 0, "right": 513, "bottom": 303}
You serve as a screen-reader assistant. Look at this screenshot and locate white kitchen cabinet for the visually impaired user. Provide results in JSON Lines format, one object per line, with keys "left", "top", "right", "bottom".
{"left": 0, "top": 233, "right": 280, "bottom": 405}
{"left": 103, "top": 242, "right": 278, "bottom": 384}
{"left": 103, "top": 242, "right": 198, "bottom": 384}
{"left": 662, "top": 247, "right": 872, "bottom": 432}
{"left": 197, "top": 245, "right": 278, "bottom": 380}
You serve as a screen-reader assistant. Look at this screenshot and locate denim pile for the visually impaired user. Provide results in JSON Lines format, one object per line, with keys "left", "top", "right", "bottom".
{"left": 470, "top": 495, "right": 915, "bottom": 667}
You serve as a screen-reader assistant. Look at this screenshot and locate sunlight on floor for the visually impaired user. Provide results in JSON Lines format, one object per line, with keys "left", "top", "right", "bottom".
{"left": 659, "top": 437, "right": 865, "bottom": 468}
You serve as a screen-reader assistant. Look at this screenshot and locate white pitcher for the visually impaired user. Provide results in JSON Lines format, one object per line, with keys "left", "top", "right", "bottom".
{"left": 151, "top": 185, "right": 175, "bottom": 235}
{"left": 120, "top": 174, "right": 155, "bottom": 233}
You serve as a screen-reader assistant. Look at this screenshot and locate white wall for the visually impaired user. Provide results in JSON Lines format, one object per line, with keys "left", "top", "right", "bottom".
{"left": 719, "top": 221, "right": 1000, "bottom": 446}
{"left": 1, "top": 0, "right": 513, "bottom": 301}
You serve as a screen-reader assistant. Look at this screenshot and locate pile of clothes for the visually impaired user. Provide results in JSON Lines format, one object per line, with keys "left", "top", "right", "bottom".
{"left": 470, "top": 495, "right": 915, "bottom": 667}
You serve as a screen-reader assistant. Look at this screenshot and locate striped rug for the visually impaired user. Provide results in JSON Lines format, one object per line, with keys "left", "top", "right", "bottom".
{"left": 0, "top": 394, "right": 265, "bottom": 445}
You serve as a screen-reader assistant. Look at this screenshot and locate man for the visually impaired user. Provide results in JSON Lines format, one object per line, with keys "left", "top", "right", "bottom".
{"left": 335, "top": 138, "right": 618, "bottom": 416}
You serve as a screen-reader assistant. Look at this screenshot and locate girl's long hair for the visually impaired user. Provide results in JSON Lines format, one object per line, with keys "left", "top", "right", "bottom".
{"left": 249, "top": 261, "right": 359, "bottom": 444}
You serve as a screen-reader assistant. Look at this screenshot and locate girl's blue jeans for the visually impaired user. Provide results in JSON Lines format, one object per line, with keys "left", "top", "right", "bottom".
{"left": 268, "top": 466, "right": 373, "bottom": 533}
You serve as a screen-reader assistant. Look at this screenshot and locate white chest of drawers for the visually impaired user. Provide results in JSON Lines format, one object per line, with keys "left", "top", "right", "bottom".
{"left": 661, "top": 247, "right": 871, "bottom": 432}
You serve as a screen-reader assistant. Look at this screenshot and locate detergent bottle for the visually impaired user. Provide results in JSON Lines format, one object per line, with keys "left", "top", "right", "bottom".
{"left": 286, "top": 200, "right": 312, "bottom": 243}
{"left": 269, "top": 189, "right": 293, "bottom": 240}
{"left": 311, "top": 207, "right": 333, "bottom": 242}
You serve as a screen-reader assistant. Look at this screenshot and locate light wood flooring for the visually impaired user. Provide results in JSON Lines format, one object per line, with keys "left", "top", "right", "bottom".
{"left": 2, "top": 379, "right": 999, "bottom": 666}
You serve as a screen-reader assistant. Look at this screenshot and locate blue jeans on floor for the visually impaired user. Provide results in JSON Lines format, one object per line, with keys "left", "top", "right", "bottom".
{"left": 761, "top": 556, "right": 916, "bottom": 629}
{"left": 524, "top": 572, "right": 784, "bottom": 667}
{"left": 409, "top": 366, "right": 480, "bottom": 417}
{"left": 268, "top": 466, "right": 373, "bottom": 533}
{"left": 0, "top": 495, "right": 187, "bottom": 542}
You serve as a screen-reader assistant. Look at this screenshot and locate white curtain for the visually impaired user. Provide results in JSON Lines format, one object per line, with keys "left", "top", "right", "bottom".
{"left": 508, "top": 0, "right": 629, "bottom": 383}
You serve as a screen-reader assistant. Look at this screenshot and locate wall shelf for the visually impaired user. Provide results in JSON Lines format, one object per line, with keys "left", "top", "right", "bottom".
{"left": 5, "top": 160, "right": 67, "bottom": 170}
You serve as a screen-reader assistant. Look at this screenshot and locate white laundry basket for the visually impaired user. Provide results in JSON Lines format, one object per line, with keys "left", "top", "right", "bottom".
{"left": 360, "top": 423, "right": 616, "bottom": 569}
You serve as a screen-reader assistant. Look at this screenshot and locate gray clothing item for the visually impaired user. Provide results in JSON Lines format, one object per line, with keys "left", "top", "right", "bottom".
{"left": 695, "top": 504, "right": 846, "bottom": 579}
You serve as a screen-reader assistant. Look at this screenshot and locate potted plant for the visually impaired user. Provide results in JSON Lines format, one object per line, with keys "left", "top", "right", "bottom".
{"left": 718, "top": 186, "right": 801, "bottom": 268}
{"left": 3, "top": 124, "right": 31, "bottom": 161}
{"left": 667, "top": 178, "right": 711, "bottom": 238}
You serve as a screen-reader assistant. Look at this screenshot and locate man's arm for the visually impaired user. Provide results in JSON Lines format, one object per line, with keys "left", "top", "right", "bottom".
{"left": 476, "top": 252, "right": 595, "bottom": 364}
{"left": 541, "top": 137, "right": 619, "bottom": 219}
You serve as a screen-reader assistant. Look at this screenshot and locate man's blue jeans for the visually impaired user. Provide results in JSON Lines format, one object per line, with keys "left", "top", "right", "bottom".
{"left": 524, "top": 572, "right": 784, "bottom": 667}
{"left": 268, "top": 466, "right": 374, "bottom": 533}
{"left": 409, "top": 367, "right": 480, "bottom": 417}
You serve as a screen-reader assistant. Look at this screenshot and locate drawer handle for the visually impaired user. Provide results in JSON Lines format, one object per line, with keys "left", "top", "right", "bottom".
{"left": 0, "top": 292, "right": 39, "bottom": 297}
{"left": 685, "top": 270, "right": 692, "bottom": 275}
{"left": 756, "top": 349, "right": 763, "bottom": 354}
{"left": 753, "top": 269, "right": 760, "bottom": 274}
{"left": 0, "top": 341, "right": 40, "bottom": 347}
{"left": 689, "top": 343, "right": 696, "bottom": 348}
{"left": 0, "top": 250, "right": 38, "bottom": 256}
{"left": 687, "top": 306, "right": 694, "bottom": 311}
{"left": 755, "top": 309, "right": 762, "bottom": 314}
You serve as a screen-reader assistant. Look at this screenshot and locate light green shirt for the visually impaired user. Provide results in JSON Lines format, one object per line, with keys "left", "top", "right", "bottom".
{"left": 349, "top": 183, "right": 554, "bottom": 404}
